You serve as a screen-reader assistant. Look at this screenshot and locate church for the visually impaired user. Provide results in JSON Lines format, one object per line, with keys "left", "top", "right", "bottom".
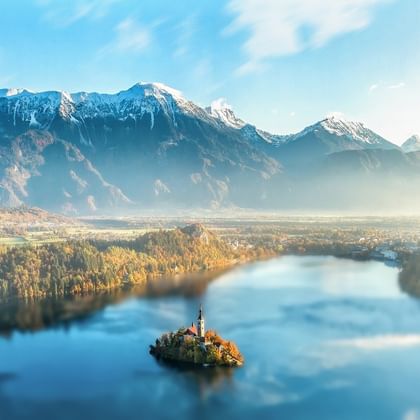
{"left": 185, "top": 305, "right": 206, "bottom": 342}
{"left": 150, "top": 303, "right": 244, "bottom": 366}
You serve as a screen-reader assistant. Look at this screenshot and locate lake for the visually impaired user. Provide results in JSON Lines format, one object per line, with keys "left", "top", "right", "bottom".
{"left": 1, "top": 255, "right": 420, "bottom": 420}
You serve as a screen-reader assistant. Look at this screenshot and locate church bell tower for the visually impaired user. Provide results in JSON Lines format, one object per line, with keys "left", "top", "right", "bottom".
{"left": 197, "top": 304, "right": 205, "bottom": 339}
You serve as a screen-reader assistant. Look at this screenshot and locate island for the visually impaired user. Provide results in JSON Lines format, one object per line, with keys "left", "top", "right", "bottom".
{"left": 150, "top": 305, "right": 244, "bottom": 367}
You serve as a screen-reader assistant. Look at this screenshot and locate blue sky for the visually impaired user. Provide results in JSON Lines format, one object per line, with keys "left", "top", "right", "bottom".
{"left": 0, "top": 0, "right": 418, "bottom": 144}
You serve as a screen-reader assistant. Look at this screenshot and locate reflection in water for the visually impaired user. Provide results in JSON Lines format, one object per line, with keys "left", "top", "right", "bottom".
{"left": 153, "top": 359, "right": 234, "bottom": 399}
{"left": 399, "top": 254, "right": 420, "bottom": 298}
{"left": 0, "top": 292, "right": 125, "bottom": 336}
{"left": 0, "top": 269, "right": 224, "bottom": 335}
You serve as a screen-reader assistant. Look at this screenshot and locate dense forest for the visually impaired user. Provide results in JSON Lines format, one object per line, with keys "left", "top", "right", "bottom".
{"left": 0, "top": 224, "right": 257, "bottom": 299}
{"left": 399, "top": 254, "right": 420, "bottom": 298}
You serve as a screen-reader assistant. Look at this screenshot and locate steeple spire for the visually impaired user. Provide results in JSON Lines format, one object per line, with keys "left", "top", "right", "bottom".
{"left": 197, "top": 304, "right": 205, "bottom": 339}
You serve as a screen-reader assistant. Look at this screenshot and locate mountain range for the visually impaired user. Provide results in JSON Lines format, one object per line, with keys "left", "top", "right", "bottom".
{"left": 0, "top": 82, "right": 419, "bottom": 214}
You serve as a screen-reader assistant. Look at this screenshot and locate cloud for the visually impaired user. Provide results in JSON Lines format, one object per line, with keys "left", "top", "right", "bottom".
{"left": 368, "top": 81, "right": 406, "bottom": 95}
{"left": 38, "top": 0, "right": 122, "bottom": 27}
{"left": 404, "top": 409, "right": 420, "bottom": 420}
{"left": 99, "top": 18, "right": 151, "bottom": 56}
{"left": 236, "top": 60, "right": 266, "bottom": 76}
{"left": 173, "top": 15, "right": 197, "bottom": 58}
{"left": 294, "top": 334, "right": 420, "bottom": 377}
{"left": 332, "top": 334, "right": 420, "bottom": 350}
{"left": 210, "top": 97, "right": 232, "bottom": 111}
{"left": 226, "top": 0, "right": 390, "bottom": 74}
{"left": 388, "top": 82, "right": 406, "bottom": 89}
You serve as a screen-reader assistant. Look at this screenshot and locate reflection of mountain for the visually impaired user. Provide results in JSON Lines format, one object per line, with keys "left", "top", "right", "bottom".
{"left": 1, "top": 83, "right": 420, "bottom": 212}
{"left": 0, "top": 270, "right": 220, "bottom": 335}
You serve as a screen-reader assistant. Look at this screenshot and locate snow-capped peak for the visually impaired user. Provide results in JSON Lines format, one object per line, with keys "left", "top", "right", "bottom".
{"left": 402, "top": 134, "right": 420, "bottom": 153}
{"left": 0, "top": 88, "right": 33, "bottom": 97}
{"left": 122, "top": 82, "right": 184, "bottom": 101}
{"left": 205, "top": 98, "right": 245, "bottom": 128}
{"left": 0, "top": 82, "right": 204, "bottom": 133}
{"left": 145, "top": 82, "right": 183, "bottom": 99}
{"left": 319, "top": 115, "right": 386, "bottom": 145}
{"left": 283, "top": 113, "right": 397, "bottom": 150}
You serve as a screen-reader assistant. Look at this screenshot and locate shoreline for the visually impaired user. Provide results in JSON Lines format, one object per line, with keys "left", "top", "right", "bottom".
{"left": 0, "top": 249, "right": 402, "bottom": 305}
{"left": 1, "top": 251, "right": 417, "bottom": 336}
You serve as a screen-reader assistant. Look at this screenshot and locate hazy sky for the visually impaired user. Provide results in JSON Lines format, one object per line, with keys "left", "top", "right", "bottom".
{"left": 0, "top": 0, "right": 419, "bottom": 144}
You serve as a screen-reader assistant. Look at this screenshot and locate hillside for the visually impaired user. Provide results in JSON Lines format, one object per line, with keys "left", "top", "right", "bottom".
{"left": 0, "top": 224, "right": 249, "bottom": 299}
{"left": 0, "top": 206, "right": 78, "bottom": 238}
{"left": 0, "top": 206, "right": 73, "bottom": 225}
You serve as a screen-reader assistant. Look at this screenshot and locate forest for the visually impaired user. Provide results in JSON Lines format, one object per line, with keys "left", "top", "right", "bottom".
{"left": 0, "top": 224, "right": 256, "bottom": 300}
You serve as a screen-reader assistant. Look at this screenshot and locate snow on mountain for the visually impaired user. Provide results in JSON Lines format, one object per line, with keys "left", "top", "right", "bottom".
{"left": 72, "top": 83, "right": 182, "bottom": 129}
{"left": 282, "top": 115, "right": 397, "bottom": 150}
{"left": 320, "top": 116, "right": 387, "bottom": 145}
{"left": 402, "top": 135, "right": 420, "bottom": 153}
{"left": 0, "top": 82, "right": 419, "bottom": 213}
{"left": 0, "top": 82, "right": 212, "bottom": 131}
{"left": 0, "top": 82, "right": 283, "bottom": 212}
{"left": 0, "top": 88, "right": 33, "bottom": 97}
{"left": 205, "top": 98, "right": 245, "bottom": 129}
{"left": 0, "top": 89, "right": 76, "bottom": 128}
{"left": 0, "top": 83, "right": 400, "bottom": 154}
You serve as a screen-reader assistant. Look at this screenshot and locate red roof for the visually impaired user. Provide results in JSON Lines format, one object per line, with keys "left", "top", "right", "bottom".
{"left": 186, "top": 324, "right": 197, "bottom": 335}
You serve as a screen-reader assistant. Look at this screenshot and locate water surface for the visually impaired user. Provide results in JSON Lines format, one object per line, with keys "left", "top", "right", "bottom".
{"left": 1, "top": 256, "right": 420, "bottom": 420}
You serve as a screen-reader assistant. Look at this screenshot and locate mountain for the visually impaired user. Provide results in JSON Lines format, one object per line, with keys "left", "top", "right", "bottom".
{"left": 310, "top": 148, "right": 420, "bottom": 210}
{"left": 288, "top": 116, "right": 397, "bottom": 150}
{"left": 267, "top": 116, "right": 398, "bottom": 171}
{"left": 0, "top": 206, "right": 77, "bottom": 229}
{"left": 0, "top": 130, "right": 130, "bottom": 213}
{"left": 0, "top": 83, "right": 279, "bottom": 212}
{"left": 402, "top": 135, "right": 420, "bottom": 153}
{"left": 205, "top": 99, "right": 245, "bottom": 129}
{"left": 0, "top": 82, "right": 418, "bottom": 213}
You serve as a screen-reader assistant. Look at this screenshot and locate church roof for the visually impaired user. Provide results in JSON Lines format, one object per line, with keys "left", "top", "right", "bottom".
{"left": 198, "top": 304, "right": 204, "bottom": 320}
{"left": 186, "top": 324, "right": 197, "bottom": 336}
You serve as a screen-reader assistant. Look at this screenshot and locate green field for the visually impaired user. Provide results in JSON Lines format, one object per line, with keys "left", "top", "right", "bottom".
{"left": 0, "top": 227, "right": 164, "bottom": 247}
